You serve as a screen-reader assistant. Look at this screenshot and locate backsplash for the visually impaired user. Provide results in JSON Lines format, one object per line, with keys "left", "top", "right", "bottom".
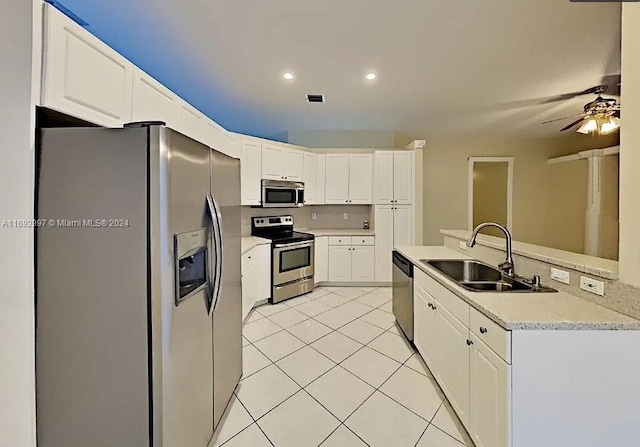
{"left": 241, "top": 205, "right": 372, "bottom": 236}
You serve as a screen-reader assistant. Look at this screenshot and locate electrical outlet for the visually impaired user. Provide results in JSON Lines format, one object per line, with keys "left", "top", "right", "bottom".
{"left": 459, "top": 241, "right": 467, "bottom": 250}
{"left": 580, "top": 276, "right": 605, "bottom": 296}
{"left": 550, "top": 267, "right": 570, "bottom": 284}
{"left": 343, "top": 213, "right": 348, "bottom": 220}
{"left": 311, "top": 212, "right": 317, "bottom": 220}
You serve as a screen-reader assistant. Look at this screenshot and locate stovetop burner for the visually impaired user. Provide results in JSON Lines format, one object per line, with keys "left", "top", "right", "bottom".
{"left": 251, "top": 215, "right": 314, "bottom": 245}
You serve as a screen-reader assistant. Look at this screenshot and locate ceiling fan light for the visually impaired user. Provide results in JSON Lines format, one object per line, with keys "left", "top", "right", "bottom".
{"left": 577, "top": 118, "right": 598, "bottom": 134}
{"left": 600, "top": 117, "right": 620, "bottom": 134}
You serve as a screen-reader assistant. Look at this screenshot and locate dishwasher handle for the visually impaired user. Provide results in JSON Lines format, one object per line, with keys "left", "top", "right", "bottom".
{"left": 392, "top": 251, "right": 413, "bottom": 277}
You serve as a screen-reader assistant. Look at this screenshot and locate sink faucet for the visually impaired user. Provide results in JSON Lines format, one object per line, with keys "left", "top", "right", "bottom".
{"left": 466, "top": 222, "right": 515, "bottom": 276}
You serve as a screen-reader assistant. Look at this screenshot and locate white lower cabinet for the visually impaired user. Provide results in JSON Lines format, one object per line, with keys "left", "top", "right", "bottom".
{"left": 241, "top": 244, "right": 270, "bottom": 321}
{"left": 328, "top": 246, "right": 352, "bottom": 282}
{"left": 327, "top": 237, "right": 375, "bottom": 282}
{"left": 434, "top": 302, "right": 471, "bottom": 428}
{"left": 314, "top": 236, "right": 329, "bottom": 283}
{"left": 413, "top": 283, "right": 438, "bottom": 375}
{"left": 470, "top": 333, "right": 511, "bottom": 447}
{"left": 351, "top": 246, "right": 375, "bottom": 282}
{"left": 414, "top": 270, "right": 511, "bottom": 447}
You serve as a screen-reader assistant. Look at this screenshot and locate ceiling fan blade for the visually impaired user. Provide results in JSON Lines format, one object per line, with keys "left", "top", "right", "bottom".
{"left": 541, "top": 115, "right": 584, "bottom": 125}
{"left": 560, "top": 117, "right": 585, "bottom": 132}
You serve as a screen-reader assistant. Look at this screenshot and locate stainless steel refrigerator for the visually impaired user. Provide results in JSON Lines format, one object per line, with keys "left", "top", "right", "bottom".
{"left": 35, "top": 124, "right": 242, "bottom": 447}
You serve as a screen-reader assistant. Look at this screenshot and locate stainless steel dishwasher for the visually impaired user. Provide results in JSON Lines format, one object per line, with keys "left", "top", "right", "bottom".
{"left": 392, "top": 251, "right": 414, "bottom": 341}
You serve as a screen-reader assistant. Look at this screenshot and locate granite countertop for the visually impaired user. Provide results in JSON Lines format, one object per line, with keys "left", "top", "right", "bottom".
{"left": 395, "top": 245, "right": 640, "bottom": 331}
{"left": 241, "top": 236, "right": 271, "bottom": 254}
{"left": 302, "top": 229, "right": 375, "bottom": 237}
{"left": 441, "top": 229, "right": 618, "bottom": 280}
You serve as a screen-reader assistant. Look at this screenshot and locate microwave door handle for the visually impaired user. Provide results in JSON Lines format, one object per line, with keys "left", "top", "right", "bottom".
{"left": 208, "top": 193, "right": 224, "bottom": 313}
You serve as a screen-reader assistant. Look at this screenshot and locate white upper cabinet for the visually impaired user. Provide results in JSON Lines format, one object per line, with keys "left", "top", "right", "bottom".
{"left": 176, "top": 101, "right": 208, "bottom": 144}
{"left": 325, "top": 154, "right": 373, "bottom": 204}
{"left": 393, "top": 151, "right": 414, "bottom": 205}
{"left": 283, "top": 150, "right": 304, "bottom": 181}
{"left": 348, "top": 154, "right": 373, "bottom": 204}
{"left": 131, "top": 68, "right": 178, "bottom": 128}
{"left": 205, "top": 119, "right": 240, "bottom": 159}
{"left": 241, "top": 141, "right": 262, "bottom": 206}
{"left": 42, "top": 5, "right": 133, "bottom": 126}
{"left": 261, "top": 145, "right": 284, "bottom": 180}
{"left": 374, "top": 151, "right": 394, "bottom": 204}
{"left": 262, "top": 145, "right": 303, "bottom": 181}
{"left": 303, "top": 153, "right": 326, "bottom": 205}
{"left": 325, "top": 154, "right": 351, "bottom": 204}
{"left": 374, "top": 151, "right": 413, "bottom": 204}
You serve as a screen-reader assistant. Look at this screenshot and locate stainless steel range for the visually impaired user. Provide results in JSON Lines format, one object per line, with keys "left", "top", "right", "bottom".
{"left": 252, "top": 215, "right": 315, "bottom": 303}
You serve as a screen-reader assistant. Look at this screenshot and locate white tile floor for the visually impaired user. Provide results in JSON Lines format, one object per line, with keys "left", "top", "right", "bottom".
{"left": 209, "top": 286, "right": 475, "bottom": 447}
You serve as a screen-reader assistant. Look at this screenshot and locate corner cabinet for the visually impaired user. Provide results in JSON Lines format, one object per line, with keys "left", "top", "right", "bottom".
{"left": 42, "top": 5, "right": 133, "bottom": 127}
{"left": 325, "top": 154, "right": 373, "bottom": 205}
{"left": 328, "top": 237, "right": 375, "bottom": 282}
{"left": 303, "top": 153, "right": 326, "bottom": 205}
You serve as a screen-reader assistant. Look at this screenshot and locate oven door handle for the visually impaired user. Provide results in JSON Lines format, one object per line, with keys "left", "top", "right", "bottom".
{"left": 274, "top": 241, "right": 314, "bottom": 249}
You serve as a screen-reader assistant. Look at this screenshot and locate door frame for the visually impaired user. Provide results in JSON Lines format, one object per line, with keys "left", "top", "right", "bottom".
{"left": 467, "top": 157, "right": 514, "bottom": 232}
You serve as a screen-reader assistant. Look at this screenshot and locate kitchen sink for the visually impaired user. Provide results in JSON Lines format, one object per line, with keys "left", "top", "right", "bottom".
{"left": 420, "top": 259, "right": 557, "bottom": 293}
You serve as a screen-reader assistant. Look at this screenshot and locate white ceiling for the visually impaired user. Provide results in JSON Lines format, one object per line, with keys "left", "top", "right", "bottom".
{"left": 61, "top": 0, "right": 621, "bottom": 141}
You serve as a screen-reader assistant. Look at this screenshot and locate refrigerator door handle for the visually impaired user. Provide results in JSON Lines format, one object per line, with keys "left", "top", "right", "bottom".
{"left": 207, "top": 192, "right": 224, "bottom": 313}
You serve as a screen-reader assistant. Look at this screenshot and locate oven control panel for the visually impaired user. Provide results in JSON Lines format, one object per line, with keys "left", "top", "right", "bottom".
{"left": 253, "top": 215, "right": 293, "bottom": 228}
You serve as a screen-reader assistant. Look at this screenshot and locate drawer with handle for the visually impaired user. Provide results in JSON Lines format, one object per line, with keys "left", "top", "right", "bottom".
{"left": 470, "top": 306, "right": 512, "bottom": 364}
{"left": 328, "top": 236, "right": 352, "bottom": 246}
{"left": 351, "top": 236, "right": 375, "bottom": 246}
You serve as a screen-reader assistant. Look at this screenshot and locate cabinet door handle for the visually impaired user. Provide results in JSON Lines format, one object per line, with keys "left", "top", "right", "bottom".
{"left": 466, "top": 339, "right": 473, "bottom": 346}
{"left": 427, "top": 303, "right": 433, "bottom": 309}
{"left": 432, "top": 304, "right": 437, "bottom": 310}
{"left": 479, "top": 327, "right": 488, "bottom": 334}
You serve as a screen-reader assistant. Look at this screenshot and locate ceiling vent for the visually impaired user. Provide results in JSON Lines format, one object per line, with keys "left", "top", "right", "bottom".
{"left": 306, "top": 94, "right": 325, "bottom": 103}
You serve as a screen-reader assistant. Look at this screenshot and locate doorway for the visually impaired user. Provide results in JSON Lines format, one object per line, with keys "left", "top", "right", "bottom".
{"left": 468, "top": 157, "right": 514, "bottom": 237}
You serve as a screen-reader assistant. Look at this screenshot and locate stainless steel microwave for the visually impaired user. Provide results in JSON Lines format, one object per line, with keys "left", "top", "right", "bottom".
{"left": 261, "top": 179, "right": 304, "bottom": 208}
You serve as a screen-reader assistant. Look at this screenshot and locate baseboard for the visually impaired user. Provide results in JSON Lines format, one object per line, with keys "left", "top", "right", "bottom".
{"left": 315, "top": 281, "right": 392, "bottom": 287}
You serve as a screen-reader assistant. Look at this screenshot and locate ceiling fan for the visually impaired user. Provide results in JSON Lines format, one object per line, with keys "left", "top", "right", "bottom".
{"left": 541, "top": 85, "right": 621, "bottom": 134}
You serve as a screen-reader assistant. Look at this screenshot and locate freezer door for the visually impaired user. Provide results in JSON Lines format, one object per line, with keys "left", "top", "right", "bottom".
{"left": 210, "top": 148, "right": 243, "bottom": 428}
{"left": 156, "top": 129, "right": 214, "bottom": 447}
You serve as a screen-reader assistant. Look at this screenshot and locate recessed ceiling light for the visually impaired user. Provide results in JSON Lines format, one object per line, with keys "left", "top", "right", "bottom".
{"left": 283, "top": 72, "right": 294, "bottom": 80}
{"left": 366, "top": 72, "right": 377, "bottom": 81}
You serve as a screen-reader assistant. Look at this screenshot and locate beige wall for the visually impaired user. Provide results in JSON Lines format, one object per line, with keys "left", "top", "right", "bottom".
{"left": 598, "top": 155, "right": 619, "bottom": 260}
{"left": 620, "top": 4, "right": 640, "bottom": 286}
{"left": 422, "top": 134, "right": 619, "bottom": 249}
{"left": 546, "top": 159, "right": 588, "bottom": 254}
{"left": 473, "top": 162, "right": 509, "bottom": 237}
